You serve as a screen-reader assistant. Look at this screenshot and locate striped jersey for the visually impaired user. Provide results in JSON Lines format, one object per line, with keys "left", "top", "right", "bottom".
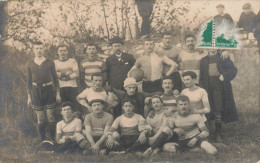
{"left": 179, "top": 50, "right": 206, "bottom": 84}
{"left": 112, "top": 114, "right": 146, "bottom": 135}
{"left": 77, "top": 87, "right": 108, "bottom": 103}
{"left": 56, "top": 118, "right": 82, "bottom": 136}
{"left": 173, "top": 112, "right": 205, "bottom": 140}
{"left": 146, "top": 110, "right": 165, "bottom": 134}
{"left": 161, "top": 92, "right": 178, "bottom": 113}
{"left": 79, "top": 58, "right": 107, "bottom": 87}
{"left": 54, "top": 58, "right": 78, "bottom": 88}
{"left": 84, "top": 112, "right": 113, "bottom": 136}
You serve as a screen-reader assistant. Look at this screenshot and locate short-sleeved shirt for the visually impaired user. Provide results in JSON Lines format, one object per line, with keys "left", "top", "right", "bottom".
{"left": 77, "top": 87, "right": 108, "bottom": 103}
{"left": 135, "top": 52, "right": 177, "bottom": 81}
{"left": 112, "top": 114, "right": 146, "bottom": 135}
{"left": 173, "top": 113, "right": 205, "bottom": 140}
{"left": 56, "top": 118, "right": 82, "bottom": 136}
{"left": 54, "top": 58, "right": 79, "bottom": 88}
{"left": 146, "top": 111, "right": 165, "bottom": 134}
{"left": 181, "top": 87, "right": 209, "bottom": 122}
{"left": 84, "top": 112, "right": 113, "bottom": 136}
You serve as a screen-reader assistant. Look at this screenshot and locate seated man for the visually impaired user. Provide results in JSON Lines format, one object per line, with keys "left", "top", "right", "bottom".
{"left": 84, "top": 99, "right": 114, "bottom": 155}
{"left": 77, "top": 72, "right": 118, "bottom": 114}
{"left": 142, "top": 96, "right": 178, "bottom": 157}
{"left": 181, "top": 71, "right": 210, "bottom": 122}
{"left": 106, "top": 99, "right": 149, "bottom": 153}
{"left": 144, "top": 75, "right": 178, "bottom": 118}
{"left": 56, "top": 101, "right": 88, "bottom": 154}
{"left": 171, "top": 95, "right": 217, "bottom": 155}
{"left": 108, "top": 77, "right": 152, "bottom": 118}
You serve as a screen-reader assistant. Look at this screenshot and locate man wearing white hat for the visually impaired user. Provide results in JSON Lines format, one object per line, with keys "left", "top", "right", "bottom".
{"left": 108, "top": 77, "right": 152, "bottom": 118}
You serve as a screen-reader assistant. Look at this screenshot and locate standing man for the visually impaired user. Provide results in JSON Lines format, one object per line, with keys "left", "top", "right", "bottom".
{"left": 214, "top": 4, "right": 234, "bottom": 26}
{"left": 179, "top": 34, "right": 206, "bottom": 84}
{"left": 154, "top": 32, "right": 182, "bottom": 93}
{"left": 54, "top": 44, "right": 82, "bottom": 116}
{"left": 106, "top": 37, "right": 136, "bottom": 90}
{"left": 200, "top": 49, "right": 238, "bottom": 143}
{"left": 79, "top": 43, "right": 107, "bottom": 89}
{"left": 27, "top": 41, "right": 61, "bottom": 142}
{"left": 237, "top": 3, "right": 256, "bottom": 33}
{"left": 128, "top": 39, "right": 177, "bottom": 93}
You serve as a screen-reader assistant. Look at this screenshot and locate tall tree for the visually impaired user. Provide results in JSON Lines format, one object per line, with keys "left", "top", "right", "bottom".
{"left": 135, "top": 0, "right": 155, "bottom": 36}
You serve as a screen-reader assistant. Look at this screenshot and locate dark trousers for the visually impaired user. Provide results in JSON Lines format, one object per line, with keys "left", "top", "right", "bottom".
{"left": 110, "top": 135, "right": 148, "bottom": 152}
{"left": 207, "top": 77, "right": 223, "bottom": 122}
{"left": 142, "top": 79, "right": 163, "bottom": 93}
{"left": 60, "top": 87, "right": 82, "bottom": 113}
{"left": 168, "top": 72, "right": 182, "bottom": 93}
{"left": 151, "top": 132, "right": 179, "bottom": 150}
{"left": 177, "top": 137, "right": 204, "bottom": 151}
{"left": 55, "top": 139, "right": 82, "bottom": 154}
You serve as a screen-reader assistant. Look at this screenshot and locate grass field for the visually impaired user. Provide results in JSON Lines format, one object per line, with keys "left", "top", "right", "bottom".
{"left": 0, "top": 43, "right": 259, "bottom": 162}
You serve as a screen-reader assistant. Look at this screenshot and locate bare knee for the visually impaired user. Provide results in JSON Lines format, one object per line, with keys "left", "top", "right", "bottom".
{"left": 46, "top": 109, "right": 55, "bottom": 122}
{"left": 200, "top": 141, "right": 217, "bottom": 155}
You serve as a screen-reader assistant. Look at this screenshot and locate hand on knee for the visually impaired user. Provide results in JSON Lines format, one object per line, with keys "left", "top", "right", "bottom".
{"left": 200, "top": 141, "right": 217, "bottom": 155}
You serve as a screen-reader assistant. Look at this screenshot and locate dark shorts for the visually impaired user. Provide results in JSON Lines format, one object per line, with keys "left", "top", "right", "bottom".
{"left": 60, "top": 87, "right": 82, "bottom": 112}
{"left": 177, "top": 137, "right": 206, "bottom": 151}
{"left": 31, "top": 85, "right": 56, "bottom": 111}
{"left": 142, "top": 79, "right": 163, "bottom": 93}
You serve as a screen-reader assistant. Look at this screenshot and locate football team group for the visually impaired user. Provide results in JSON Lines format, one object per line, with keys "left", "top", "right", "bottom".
{"left": 26, "top": 4, "right": 244, "bottom": 157}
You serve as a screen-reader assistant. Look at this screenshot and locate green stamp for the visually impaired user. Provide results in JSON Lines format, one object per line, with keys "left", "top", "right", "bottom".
{"left": 197, "top": 18, "right": 240, "bottom": 49}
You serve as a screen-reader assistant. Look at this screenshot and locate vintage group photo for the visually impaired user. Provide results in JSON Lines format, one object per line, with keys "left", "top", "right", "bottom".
{"left": 0, "top": 0, "right": 259, "bottom": 162}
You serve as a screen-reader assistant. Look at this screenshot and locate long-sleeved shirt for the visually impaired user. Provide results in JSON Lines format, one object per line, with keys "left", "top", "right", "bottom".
{"left": 238, "top": 11, "right": 256, "bottom": 32}
{"left": 27, "top": 58, "right": 59, "bottom": 95}
{"left": 79, "top": 57, "right": 107, "bottom": 88}
{"left": 54, "top": 58, "right": 79, "bottom": 88}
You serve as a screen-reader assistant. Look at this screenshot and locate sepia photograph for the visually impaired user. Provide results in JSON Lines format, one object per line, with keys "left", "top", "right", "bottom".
{"left": 0, "top": 0, "right": 259, "bottom": 162}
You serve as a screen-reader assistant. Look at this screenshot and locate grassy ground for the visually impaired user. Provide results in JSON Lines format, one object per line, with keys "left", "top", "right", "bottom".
{"left": 0, "top": 43, "right": 259, "bottom": 162}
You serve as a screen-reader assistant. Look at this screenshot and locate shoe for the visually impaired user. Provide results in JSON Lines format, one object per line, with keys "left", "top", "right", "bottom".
{"left": 142, "top": 147, "right": 153, "bottom": 158}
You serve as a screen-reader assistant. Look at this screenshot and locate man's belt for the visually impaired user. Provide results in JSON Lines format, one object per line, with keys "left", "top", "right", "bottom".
{"left": 32, "top": 81, "right": 52, "bottom": 87}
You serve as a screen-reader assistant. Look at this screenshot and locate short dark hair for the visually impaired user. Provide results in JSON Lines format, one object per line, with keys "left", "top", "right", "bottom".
{"left": 60, "top": 101, "right": 73, "bottom": 111}
{"left": 91, "top": 72, "right": 103, "bottom": 81}
{"left": 182, "top": 71, "right": 197, "bottom": 79}
{"left": 57, "top": 43, "right": 68, "bottom": 51}
{"left": 89, "top": 99, "right": 105, "bottom": 106}
{"left": 122, "top": 98, "right": 136, "bottom": 109}
{"left": 162, "top": 75, "right": 173, "bottom": 83}
{"left": 177, "top": 95, "right": 190, "bottom": 103}
{"left": 184, "top": 34, "right": 196, "bottom": 42}
{"left": 32, "top": 41, "right": 43, "bottom": 46}
{"left": 83, "top": 42, "right": 98, "bottom": 54}
{"left": 150, "top": 95, "right": 163, "bottom": 104}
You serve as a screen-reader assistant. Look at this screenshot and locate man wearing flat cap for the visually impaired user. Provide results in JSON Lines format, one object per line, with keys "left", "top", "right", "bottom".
{"left": 238, "top": 3, "right": 256, "bottom": 33}
{"left": 106, "top": 37, "right": 136, "bottom": 90}
{"left": 214, "top": 4, "right": 234, "bottom": 26}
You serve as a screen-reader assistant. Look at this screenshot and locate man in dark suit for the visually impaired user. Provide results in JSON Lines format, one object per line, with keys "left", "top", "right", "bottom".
{"left": 106, "top": 37, "right": 136, "bottom": 90}
{"left": 199, "top": 49, "right": 238, "bottom": 143}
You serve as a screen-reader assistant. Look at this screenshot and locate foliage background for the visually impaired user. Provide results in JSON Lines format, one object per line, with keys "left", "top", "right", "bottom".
{"left": 0, "top": 0, "right": 260, "bottom": 162}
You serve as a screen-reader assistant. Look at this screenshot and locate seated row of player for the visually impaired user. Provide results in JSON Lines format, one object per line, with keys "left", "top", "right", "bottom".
{"left": 56, "top": 94, "right": 217, "bottom": 156}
